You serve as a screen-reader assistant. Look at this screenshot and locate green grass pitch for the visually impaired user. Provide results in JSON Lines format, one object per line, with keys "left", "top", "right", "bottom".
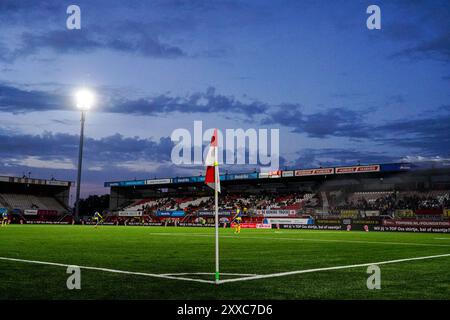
{"left": 0, "top": 225, "right": 449, "bottom": 299}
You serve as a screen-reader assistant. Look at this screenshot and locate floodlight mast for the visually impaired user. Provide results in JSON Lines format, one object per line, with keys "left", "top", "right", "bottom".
{"left": 74, "top": 89, "right": 94, "bottom": 221}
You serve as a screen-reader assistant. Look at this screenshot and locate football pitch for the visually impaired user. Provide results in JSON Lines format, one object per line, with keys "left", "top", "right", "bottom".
{"left": 0, "top": 225, "right": 449, "bottom": 300}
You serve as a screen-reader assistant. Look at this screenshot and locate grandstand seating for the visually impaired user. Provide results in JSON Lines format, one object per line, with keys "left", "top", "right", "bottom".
{"left": 119, "top": 192, "right": 314, "bottom": 218}
{"left": 4, "top": 185, "right": 445, "bottom": 225}
{"left": 0, "top": 193, "right": 68, "bottom": 214}
{"left": 180, "top": 197, "right": 210, "bottom": 209}
{"left": 124, "top": 199, "right": 158, "bottom": 212}
{"left": 113, "top": 188, "right": 450, "bottom": 222}
{"left": 325, "top": 190, "right": 450, "bottom": 218}
{"left": 348, "top": 191, "right": 394, "bottom": 203}
{"left": 0, "top": 194, "right": 9, "bottom": 208}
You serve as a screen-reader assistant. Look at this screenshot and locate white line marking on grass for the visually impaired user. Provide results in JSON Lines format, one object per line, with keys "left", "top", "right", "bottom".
{"left": 217, "top": 253, "right": 450, "bottom": 284}
{"left": 0, "top": 256, "right": 215, "bottom": 284}
{"left": 147, "top": 232, "right": 450, "bottom": 248}
{"left": 2, "top": 253, "right": 450, "bottom": 286}
{"left": 435, "top": 238, "right": 450, "bottom": 240}
{"left": 161, "top": 272, "right": 257, "bottom": 277}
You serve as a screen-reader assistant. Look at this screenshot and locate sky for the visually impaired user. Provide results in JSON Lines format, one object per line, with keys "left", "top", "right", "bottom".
{"left": 0, "top": 0, "right": 449, "bottom": 199}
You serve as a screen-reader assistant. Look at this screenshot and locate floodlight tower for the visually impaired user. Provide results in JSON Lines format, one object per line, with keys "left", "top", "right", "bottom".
{"left": 74, "top": 89, "right": 95, "bottom": 221}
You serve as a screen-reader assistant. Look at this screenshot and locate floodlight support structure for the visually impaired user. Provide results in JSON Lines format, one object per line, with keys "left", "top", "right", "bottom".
{"left": 74, "top": 111, "right": 86, "bottom": 220}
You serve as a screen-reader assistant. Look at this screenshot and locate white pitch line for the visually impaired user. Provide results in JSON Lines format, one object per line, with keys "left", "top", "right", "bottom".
{"left": 0, "top": 256, "right": 215, "bottom": 284}
{"left": 2, "top": 253, "right": 450, "bottom": 286}
{"left": 161, "top": 272, "right": 257, "bottom": 277}
{"left": 146, "top": 232, "right": 450, "bottom": 248}
{"left": 217, "top": 253, "right": 450, "bottom": 284}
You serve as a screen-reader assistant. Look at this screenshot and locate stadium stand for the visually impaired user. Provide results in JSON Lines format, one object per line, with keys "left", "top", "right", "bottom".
{"left": 3, "top": 163, "right": 450, "bottom": 233}
{"left": 333, "top": 190, "right": 450, "bottom": 212}
{"left": 0, "top": 176, "right": 71, "bottom": 224}
{"left": 0, "top": 193, "right": 67, "bottom": 212}
{"left": 102, "top": 163, "right": 450, "bottom": 231}
{"left": 110, "top": 189, "right": 450, "bottom": 223}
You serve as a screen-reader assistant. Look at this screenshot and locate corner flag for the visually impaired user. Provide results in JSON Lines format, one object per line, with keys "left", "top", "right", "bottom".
{"left": 205, "top": 128, "right": 220, "bottom": 193}
{"left": 205, "top": 128, "right": 221, "bottom": 284}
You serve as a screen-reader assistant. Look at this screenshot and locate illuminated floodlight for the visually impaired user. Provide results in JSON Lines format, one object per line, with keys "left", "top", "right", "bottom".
{"left": 75, "top": 88, "right": 95, "bottom": 110}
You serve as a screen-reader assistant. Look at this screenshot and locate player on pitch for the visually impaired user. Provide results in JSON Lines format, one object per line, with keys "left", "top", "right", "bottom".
{"left": 1, "top": 209, "right": 8, "bottom": 227}
{"left": 93, "top": 211, "right": 104, "bottom": 228}
{"left": 232, "top": 207, "right": 242, "bottom": 234}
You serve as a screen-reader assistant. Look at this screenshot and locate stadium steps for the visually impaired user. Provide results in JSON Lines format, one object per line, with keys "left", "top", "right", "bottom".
{"left": 125, "top": 199, "right": 158, "bottom": 211}
{"left": 1, "top": 193, "right": 35, "bottom": 210}
{"left": 328, "top": 190, "right": 346, "bottom": 207}
{"left": 0, "top": 193, "right": 68, "bottom": 213}
{"left": 0, "top": 194, "right": 9, "bottom": 209}
{"left": 320, "top": 191, "right": 329, "bottom": 210}
{"left": 179, "top": 196, "right": 210, "bottom": 209}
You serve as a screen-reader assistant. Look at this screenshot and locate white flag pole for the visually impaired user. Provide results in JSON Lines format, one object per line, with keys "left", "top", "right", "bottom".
{"left": 214, "top": 161, "right": 220, "bottom": 284}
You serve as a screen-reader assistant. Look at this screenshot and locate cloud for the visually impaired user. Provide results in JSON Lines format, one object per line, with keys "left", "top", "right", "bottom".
{"left": 0, "top": 128, "right": 272, "bottom": 196}
{"left": 0, "top": 160, "right": 181, "bottom": 198}
{"left": 0, "top": 131, "right": 174, "bottom": 165}
{"left": 0, "top": 0, "right": 61, "bottom": 12}
{"left": 262, "top": 105, "right": 369, "bottom": 138}
{"left": 400, "top": 155, "right": 450, "bottom": 163}
{"left": 392, "top": 33, "right": 450, "bottom": 62}
{"left": 0, "top": 84, "right": 69, "bottom": 113}
{"left": 0, "top": 0, "right": 272, "bottom": 62}
{"left": 261, "top": 104, "right": 303, "bottom": 128}
{"left": 1, "top": 81, "right": 449, "bottom": 160}
{"left": 373, "top": 0, "right": 450, "bottom": 63}
{"left": 0, "top": 83, "right": 268, "bottom": 118}
{"left": 0, "top": 129, "right": 183, "bottom": 195}
{"left": 9, "top": 156, "right": 76, "bottom": 170}
{"left": 262, "top": 103, "right": 450, "bottom": 158}
{"left": 0, "top": 0, "right": 62, "bottom": 26}
{"left": 10, "top": 27, "right": 186, "bottom": 60}
{"left": 112, "top": 87, "right": 268, "bottom": 118}
{"left": 290, "top": 148, "right": 398, "bottom": 169}
{"left": 375, "top": 114, "right": 450, "bottom": 155}
{"left": 0, "top": 1, "right": 190, "bottom": 62}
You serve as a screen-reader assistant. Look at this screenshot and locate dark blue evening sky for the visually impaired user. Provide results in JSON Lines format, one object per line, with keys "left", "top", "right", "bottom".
{"left": 0, "top": 0, "right": 449, "bottom": 197}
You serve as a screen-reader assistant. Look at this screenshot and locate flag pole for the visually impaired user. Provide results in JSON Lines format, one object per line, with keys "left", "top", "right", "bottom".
{"left": 214, "top": 161, "right": 220, "bottom": 284}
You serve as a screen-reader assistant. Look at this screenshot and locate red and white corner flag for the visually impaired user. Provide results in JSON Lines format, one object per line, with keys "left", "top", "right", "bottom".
{"left": 205, "top": 129, "right": 220, "bottom": 193}
{"left": 205, "top": 129, "right": 221, "bottom": 284}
